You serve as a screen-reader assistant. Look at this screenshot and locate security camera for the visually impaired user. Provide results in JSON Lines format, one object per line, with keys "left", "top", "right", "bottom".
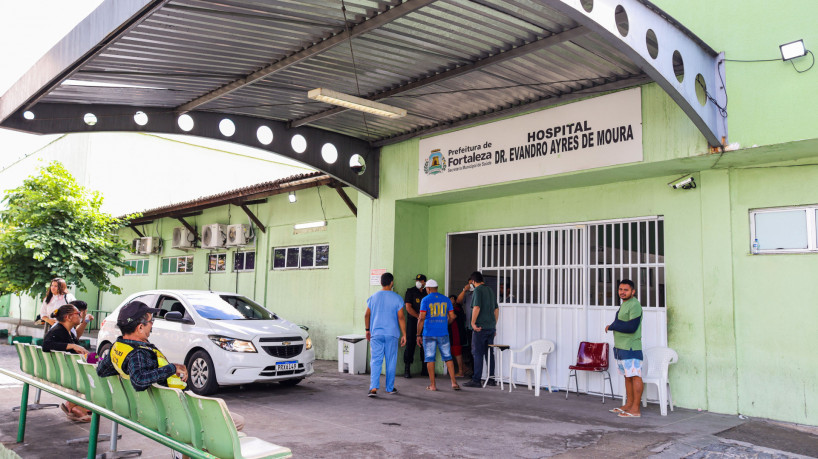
{"left": 668, "top": 175, "right": 696, "bottom": 190}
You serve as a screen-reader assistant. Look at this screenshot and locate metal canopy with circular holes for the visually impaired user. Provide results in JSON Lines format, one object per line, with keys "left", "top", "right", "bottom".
{"left": 0, "top": 0, "right": 728, "bottom": 199}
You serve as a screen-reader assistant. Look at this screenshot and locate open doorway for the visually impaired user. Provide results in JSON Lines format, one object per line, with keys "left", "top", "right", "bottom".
{"left": 446, "top": 233, "right": 478, "bottom": 295}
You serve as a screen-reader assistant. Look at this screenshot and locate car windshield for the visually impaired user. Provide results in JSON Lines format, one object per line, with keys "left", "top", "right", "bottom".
{"left": 186, "top": 294, "right": 277, "bottom": 320}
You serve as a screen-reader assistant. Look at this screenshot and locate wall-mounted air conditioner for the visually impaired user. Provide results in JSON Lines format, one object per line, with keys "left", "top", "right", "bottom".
{"left": 136, "top": 237, "right": 161, "bottom": 254}
{"left": 131, "top": 238, "right": 141, "bottom": 254}
{"left": 201, "top": 223, "right": 227, "bottom": 249}
{"left": 226, "top": 224, "right": 252, "bottom": 246}
{"left": 172, "top": 227, "right": 196, "bottom": 249}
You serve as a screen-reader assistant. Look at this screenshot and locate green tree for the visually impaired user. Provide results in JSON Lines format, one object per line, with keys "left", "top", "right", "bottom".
{"left": 0, "top": 161, "right": 135, "bottom": 299}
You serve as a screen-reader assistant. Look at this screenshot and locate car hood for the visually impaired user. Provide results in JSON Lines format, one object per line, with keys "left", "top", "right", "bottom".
{"left": 205, "top": 318, "right": 306, "bottom": 340}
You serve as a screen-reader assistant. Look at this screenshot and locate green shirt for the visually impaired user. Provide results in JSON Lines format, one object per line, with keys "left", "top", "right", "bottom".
{"left": 613, "top": 297, "right": 642, "bottom": 351}
{"left": 472, "top": 284, "right": 498, "bottom": 329}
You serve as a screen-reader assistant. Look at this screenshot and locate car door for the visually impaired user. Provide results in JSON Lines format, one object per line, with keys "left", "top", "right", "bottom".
{"left": 152, "top": 294, "right": 195, "bottom": 363}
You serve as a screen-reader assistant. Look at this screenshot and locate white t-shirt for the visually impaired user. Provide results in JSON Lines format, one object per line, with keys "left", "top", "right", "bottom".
{"left": 40, "top": 293, "right": 77, "bottom": 319}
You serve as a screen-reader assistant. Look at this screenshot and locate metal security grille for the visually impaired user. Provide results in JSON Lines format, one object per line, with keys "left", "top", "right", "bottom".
{"left": 588, "top": 218, "right": 665, "bottom": 308}
{"left": 476, "top": 217, "right": 665, "bottom": 308}
{"left": 479, "top": 226, "right": 585, "bottom": 306}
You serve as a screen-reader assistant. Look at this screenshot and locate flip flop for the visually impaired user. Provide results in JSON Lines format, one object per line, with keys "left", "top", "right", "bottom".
{"left": 426, "top": 386, "right": 438, "bottom": 391}
{"left": 367, "top": 389, "right": 378, "bottom": 398}
{"left": 609, "top": 407, "right": 625, "bottom": 413}
{"left": 618, "top": 411, "right": 641, "bottom": 418}
{"left": 60, "top": 403, "right": 71, "bottom": 415}
{"left": 452, "top": 384, "right": 461, "bottom": 391}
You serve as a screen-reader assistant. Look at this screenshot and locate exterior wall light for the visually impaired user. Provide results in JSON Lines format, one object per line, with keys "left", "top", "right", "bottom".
{"left": 288, "top": 191, "right": 296, "bottom": 203}
{"left": 780, "top": 39, "right": 807, "bottom": 61}
{"left": 308, "top": 88, "right": 407, "bottom": 119}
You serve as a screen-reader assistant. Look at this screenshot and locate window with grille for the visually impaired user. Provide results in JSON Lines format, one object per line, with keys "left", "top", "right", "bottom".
{"left": 476, "top": 217, "right": 665, "bottom": 308}
{"left": 588, "top": 219, "right": 665, "bottom": 307}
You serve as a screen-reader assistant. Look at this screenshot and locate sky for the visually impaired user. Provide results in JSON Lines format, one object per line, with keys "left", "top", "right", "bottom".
{"left": 0, "top": 0, "right": 309, "bottom": 173}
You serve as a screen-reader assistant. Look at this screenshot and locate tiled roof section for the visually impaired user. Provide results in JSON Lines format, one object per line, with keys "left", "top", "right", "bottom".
{"left": 125, "top": 171, "right": 329, "bottom": 221}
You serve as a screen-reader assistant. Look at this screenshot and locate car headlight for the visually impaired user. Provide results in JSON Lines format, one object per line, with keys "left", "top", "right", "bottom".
{"left": 305, "top": 336, "right": 312, "bottom": 350}
{"left": 209, "top": 336, "right": 257, "bottom": 353}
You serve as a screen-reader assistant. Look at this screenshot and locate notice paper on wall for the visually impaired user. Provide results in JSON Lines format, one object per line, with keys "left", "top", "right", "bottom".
{"left": 370, "top": 269, "right": 386, "bottom": 286}
{"left": 418, "top": 87, "right": 643, "bottom": 194}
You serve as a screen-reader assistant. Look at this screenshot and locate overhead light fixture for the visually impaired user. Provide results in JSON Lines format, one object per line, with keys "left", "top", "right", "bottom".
{"left": 293, "top": 221, "right": 327, "bottom": 230}
{"left": 780, "top": 39, "right": 807, "bottom": 61}
{"left": 288, "top": 191, "right": 297, "bottom": 203}
{"left": 308, "top": 88, "right": 407, "bottom": 119}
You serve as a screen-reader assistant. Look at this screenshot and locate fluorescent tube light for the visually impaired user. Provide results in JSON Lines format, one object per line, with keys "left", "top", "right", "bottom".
{"left": 780, "top": 40, "right": 807, "bottom": 61}
{"left": 294, "top": 221, "right": 327, "bottom": 230}
{"left": 308, "top": 88, "right": 407, "bottom": 119}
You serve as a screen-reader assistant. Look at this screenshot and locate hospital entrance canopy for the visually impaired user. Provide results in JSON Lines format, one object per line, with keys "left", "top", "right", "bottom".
{"left": 0, "top": 0, "right": 727, "bottom": 198}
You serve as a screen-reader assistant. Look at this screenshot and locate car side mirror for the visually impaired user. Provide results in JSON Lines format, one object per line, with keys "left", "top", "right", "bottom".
{"left": 164, "top": 311, "right": 194, "bottom": 324}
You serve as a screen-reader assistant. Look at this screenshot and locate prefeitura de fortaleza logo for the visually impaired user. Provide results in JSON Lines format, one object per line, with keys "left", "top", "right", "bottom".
{"left": 423, "top": 149, "right": 446, "bottom": 175}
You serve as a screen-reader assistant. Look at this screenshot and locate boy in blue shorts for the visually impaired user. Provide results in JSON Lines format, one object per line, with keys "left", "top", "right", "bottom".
{"left": 417, "top": 279, "right": 460, "bottom": 391}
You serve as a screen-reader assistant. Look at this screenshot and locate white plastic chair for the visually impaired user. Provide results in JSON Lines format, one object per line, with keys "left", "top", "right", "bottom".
{"left": 639, "top": 347, "right": 678, "bottom": 416}
{"left": 508, "top": 339, "right": 555, "bottom": 396}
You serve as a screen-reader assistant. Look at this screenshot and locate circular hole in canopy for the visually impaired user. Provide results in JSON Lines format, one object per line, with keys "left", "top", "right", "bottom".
{"left": 349, "top": 154, "right": 366, "bottom": 175}
{"left": 83, "top": 113, "right": 98, "bottom": 126}
{"left": 23, "top": 111, "right": 35, "bottom": 120}
{"left": 178, "top": 114, "right": 194, "bottom": 132}
{"left": 219, "top": 118, "right": 236, "bottom": 137}
{"left": 646, "top": 29, "right": 659, "bottom": 59}
{"left": 321, "top": 143, "right": 338, "bottom": 164}
{"left": 695, "top": 74, "right": 707, "bottom": 106}
{"left": 256, "top": 126, "right": 273, "bottom": 145}
{"left": 291, "top": 134, "right": 307, "bottom": 153}
{"left": 615, "top": 5, "right": 629, "bottom": 37}
{"left": 580, "top": 0, "right": 593, "bottom": 13}
{"left": 672, "top": 50, "right": 684, "bottom": 83}
{"left": 134, "top": 111, "right": 149, "bottom": 126}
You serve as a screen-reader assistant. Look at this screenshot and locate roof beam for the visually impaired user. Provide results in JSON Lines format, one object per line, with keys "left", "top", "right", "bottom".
{"left": 0, "top": 0, "right": 169, "bottom": 123}
{"left": 290, "top": 25, "right": 591, "bottom": 128}
{"left": 176, "top": 0, "right": 437, "bottom": 113}
{"left": 238, "top": 204, "right": 266, "bottom": 234}
{"left": 373, "top": 74, "right": 651, "bottom": 147}
{"left": 541, "top": 0, "right": 726, "bottom": 147}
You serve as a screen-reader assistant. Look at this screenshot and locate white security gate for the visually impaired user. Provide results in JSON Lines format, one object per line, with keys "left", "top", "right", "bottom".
{"left": 475, "top": 217, "right": 666, "bottom": 397}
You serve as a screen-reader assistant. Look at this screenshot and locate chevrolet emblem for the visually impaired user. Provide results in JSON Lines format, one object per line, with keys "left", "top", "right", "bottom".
{"left": 282, "top": 341, "right": 291, "bottom": 346}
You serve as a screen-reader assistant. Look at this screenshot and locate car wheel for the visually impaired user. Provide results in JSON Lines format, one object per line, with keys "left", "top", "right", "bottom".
{"left": 278, "top": 378, "right": 303, "bottom": 387}
{"left": 97, "top": 342, "right": 112, "bottom": 361}
{"left": 187, "top": 350, "right": 218, "bottom": 395}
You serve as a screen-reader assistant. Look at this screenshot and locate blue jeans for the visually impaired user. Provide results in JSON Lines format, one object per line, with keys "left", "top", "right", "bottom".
{"left": 369, "top": 335, "right": 399, "bottom": 391}
{"left": 422, "top": 335, "right": 453, "bottom": 362}
{"left": 471, "top": 329, "right": 495, "bottom": 383}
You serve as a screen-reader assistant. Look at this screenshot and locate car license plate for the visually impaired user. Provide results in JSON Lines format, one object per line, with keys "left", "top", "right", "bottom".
{"left": 276, "top": 360, "right": 298, "bottom": 371}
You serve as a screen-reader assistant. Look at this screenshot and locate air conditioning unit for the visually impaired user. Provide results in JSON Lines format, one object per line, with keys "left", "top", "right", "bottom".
{"left": 172, "top": 227, "right": 196, "bottom": 249}
{"left": 136, "top": 237, "right": 160, "bottom": 254}
{"left": 131, "top": 238, "right": 141, "bottom": 254}
{"left": 226, "top": 224, "right": 252, "bottom": 246}
{"left": 201, "top": 223, "right": 227, "bottom": 249}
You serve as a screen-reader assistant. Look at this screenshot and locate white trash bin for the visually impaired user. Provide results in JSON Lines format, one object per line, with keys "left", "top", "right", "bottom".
{"left": 337, "top": 334, "right": 367, "bottom": 374}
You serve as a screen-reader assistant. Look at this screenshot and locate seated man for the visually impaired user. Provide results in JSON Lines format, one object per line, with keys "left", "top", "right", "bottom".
{"left": 96, "top": 300, "right": 244, "bottom": 430}
{"left": 96, "top": 300, "right": 188, "bottom": 391}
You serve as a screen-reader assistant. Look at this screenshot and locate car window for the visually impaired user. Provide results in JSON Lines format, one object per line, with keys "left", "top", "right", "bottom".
{"left": 156, "top": 296, "right": 187, "bottom": 319}
{"left": 220, "top": 295, "right": 277, "bottom": 320}
{"left": 185, "top": 294, "right": 251, "bottom": 320}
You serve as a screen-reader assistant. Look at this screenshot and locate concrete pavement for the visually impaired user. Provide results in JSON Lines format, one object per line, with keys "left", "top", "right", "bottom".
{"left": 0, "top": 342, "right": 816, "bottom": 458}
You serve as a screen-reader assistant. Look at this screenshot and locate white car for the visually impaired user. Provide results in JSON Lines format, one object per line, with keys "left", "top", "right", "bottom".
{"left": 97, "top": 290, "right": 315, "bottom": 395}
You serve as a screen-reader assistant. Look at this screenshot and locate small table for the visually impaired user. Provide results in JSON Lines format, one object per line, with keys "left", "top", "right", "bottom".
{"left": 484, "top": 344, "right": 511, "bottom": 389}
